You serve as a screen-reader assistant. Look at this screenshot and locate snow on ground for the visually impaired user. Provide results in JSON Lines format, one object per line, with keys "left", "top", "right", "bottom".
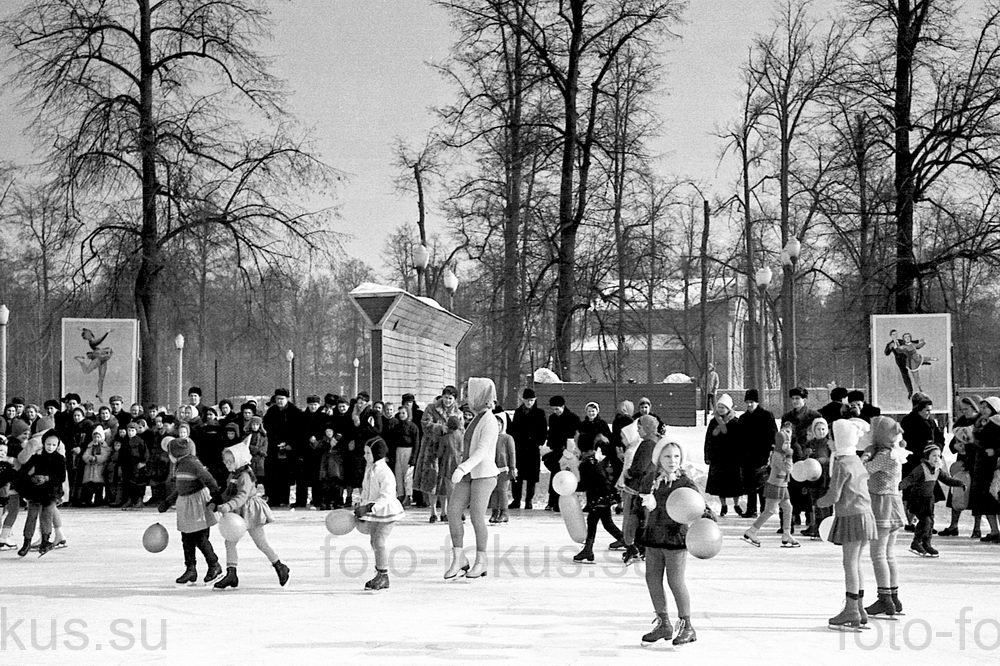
{"left": 2, "top": 427, "right": 996, "bottom": 665}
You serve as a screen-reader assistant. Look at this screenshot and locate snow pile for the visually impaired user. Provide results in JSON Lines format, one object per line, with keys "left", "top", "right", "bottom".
{"left": 663, "top": 372, "right": 693, "bottom": 383}
{"left": 533, "top": 368, "right": 561, "bottom": 383}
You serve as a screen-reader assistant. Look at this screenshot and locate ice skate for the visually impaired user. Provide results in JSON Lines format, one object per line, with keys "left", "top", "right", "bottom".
{"left": 572, "top": 540, "right": 595, "bottom": 563}
{"left": 608, "top": 539, "right": 625, "bottom": 551}
{"left": 741, "top": 532, "right": 761, "bottom": 547}
{"left": 780, "top": 537, "right": 800, "bottom": 548}
{"left": 444, "top": 547, "right": 470, "bottom": 580}
{"left": 865, "top": 591, "right": 898, "bottom": 621}
{"left": 909, "top": 541, "right": 928, "bottom": 557}
{"left": 641, "top": 614, "right": 672, "bottom": 645}
{"left": 828, "top": 594, "right": 863, "bottom": 632}
{"left": 204, "top": 562, "right": 223, "bottom": 584}
{"left": 498, "top": 510, "right": 509, "bottom": 523}
{"left": 465, "top": 550, "right": 488, "bottom": 578}
{"left": 622, "top": 544, "right": 642, "bottom": 565}
{"left": 213, "top": 567, "right": 239, "bottom": 590}
{"left": 365, "top": 570, "right": 389, "bottom": 591}
{"left": 857, "top": 590, "right": 870, "bottom": 629}
{"left": 37, "top": 538, "right": 55, "bottom": 558}
{"left": 175, "top": 566, "right": 198, "bottom": 585}
{"left": 672, "top": 618, "right": 697, "bottom": 645}
{"left": 890, "top": 588, "right": 905, "bottom": 615}
{"left": 273, "top": 561, "right": 290, "bottom": 587}
{"left": 17, "top": 538, "right": 32, "bottom": 558}
{"left": 922, "top": 542, "right": 939, "bottom": 557}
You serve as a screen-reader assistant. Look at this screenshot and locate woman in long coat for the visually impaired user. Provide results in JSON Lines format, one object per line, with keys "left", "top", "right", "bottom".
{"left": 414, "top": 387, "right": 461, "bottom": 522}
{"left": 704, "top": 393, "right": 743, "bottom": 517}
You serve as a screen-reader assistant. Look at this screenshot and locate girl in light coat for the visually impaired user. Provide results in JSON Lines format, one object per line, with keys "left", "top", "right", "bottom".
{"left": 355, "top": 437, "right": 404, "bottom": 590}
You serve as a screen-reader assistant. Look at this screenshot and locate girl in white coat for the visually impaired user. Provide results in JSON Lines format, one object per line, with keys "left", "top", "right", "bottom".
{"left": 445, "top": 378, "right": 499, "bottom": 579}
{"left": 355, "top": 437, "right": 404, "bottom": 590}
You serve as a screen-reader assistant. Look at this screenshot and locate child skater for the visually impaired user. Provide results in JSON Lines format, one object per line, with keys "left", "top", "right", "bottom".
{"left": 489, "top": 414, "right": 516, "bottom": 524}
{"left": 900, "top": 443, "right": 965, "bottom": 558}
{"left": 354, "top": 437, "right": 404, "bottom": 590}
{"left": 638, "top": 440, "right": 713, "bottom": 647}
{"left": 157, "top": 437, "right": 223, "bottom": 585}
{"left": 816, "top": 419, "right": 877, "bottom": 631}
{"left": 209, "top": 440, "right": 290, "bottom": 590}
{"left": 861, "top": 416, "right": 910, "bottom": 617}
{"left": 742, "top": 423, "right": 798, "bottom": 547}
{"left": 801, "top": 417, "right": 832, "bottom": 539}
{"left": 573, "top": 435, "right": 624, "bottom": 562}
{"left": 17, "top": 430, "right": 66, "bottom": 557}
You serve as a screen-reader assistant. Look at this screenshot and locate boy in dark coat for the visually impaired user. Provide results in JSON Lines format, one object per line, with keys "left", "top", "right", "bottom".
{"left": 900, "top": 444, "right": 965, "bottom": 557}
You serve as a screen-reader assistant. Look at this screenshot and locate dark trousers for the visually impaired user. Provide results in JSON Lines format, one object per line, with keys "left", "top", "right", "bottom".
{"left": 294, "top": 478, "right": 319, "bottom": 507}
{"left": 586, "top": 506, "right": 623, "bottom": 543}
{"left": 22, "top": 502, "right": 55, "bottom": 541}
{"left": 181, "top": 528, "right": 218, "bottom": 568}
{"left": 265, "top": 461, "right": 291, "bottom": 506}
{"left": 913, "top": 505, "right": 935, "bottom": 545}
{"left": 510, "top": 480, "right": 536, "bottom": 507}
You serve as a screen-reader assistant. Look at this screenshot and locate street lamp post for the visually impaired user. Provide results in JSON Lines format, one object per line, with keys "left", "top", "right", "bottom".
{"left": 0, "top": 304, "right": 9, "bottom": 408}
{"left": 286, "top": 349, "right": 295, "bottom": 404}
{"left": 353, "top": 357, "right": 360, "bottom": 396}
{"left": 754, "top": 267, "right": 773, "bottom": 393}
{"left": 782, "top": 238, "right": 801, "bottom": 395}
{"left": 413, "top": 244, "right": 430, "bottom": 297}
{"left": 443, "top": 269, "right": 459, "bottom": 310}
{"left": 174, "top": 334, "right": 185, "bottom": 411}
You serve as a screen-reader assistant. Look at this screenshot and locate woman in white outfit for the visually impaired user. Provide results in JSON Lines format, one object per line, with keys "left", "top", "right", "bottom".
{"left": 444, "top": 378, "right": 499, "bottom": 579}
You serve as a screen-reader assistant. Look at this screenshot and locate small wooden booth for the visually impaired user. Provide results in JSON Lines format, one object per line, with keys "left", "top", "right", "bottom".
{"left": 349, "top": 283, "right": 472, "bottom": 407}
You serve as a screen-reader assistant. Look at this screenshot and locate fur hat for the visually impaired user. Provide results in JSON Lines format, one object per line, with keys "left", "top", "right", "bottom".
{"left": 188, "top": 386, "right": 202, "bottom": 397}
{"left": 789, "top": 387, "right": 808, "bottom": 399}
{"left": 744, "top": 389, "right": 759, "bottom": 402}
{"left": 522, "top": 388, "right": 536, "bottom": 400}
{"left": 224, "top": 422, "right": 242, "bottom": 439}
{"left": 549, "top": 395, "right": 566, "bottom": 407}
{"left": 307, "top": 395, "right": 321, "bottom": 404}
{"left": 846, "top": 390, "right": 865, "bottom": 404}
{"left": 273, "top": 387, "right": 290, "bottom": 398}
{"left": 830, "top": 387, "right": 849, "bottom": 401}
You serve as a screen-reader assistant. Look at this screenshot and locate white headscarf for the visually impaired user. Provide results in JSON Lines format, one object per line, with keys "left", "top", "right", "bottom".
{"left": 224, "top": 439, "right": 252, "bottom": 469}
{"left": 467, "top": 377, "right": 497, "bottom": 413}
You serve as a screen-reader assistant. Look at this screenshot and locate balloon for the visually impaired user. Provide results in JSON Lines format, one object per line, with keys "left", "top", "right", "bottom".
{"left": 686, "top": 518, "right": 723, "bottom": 559}
{"left": 819, "top": 516, "right": 835, "bottom": 542}
{"left": 356, "top": 518, "right": 372, "bottom": 535}
{"left": 558, "top": 494, "right": 587, "bottom": 543}
{"left": 217, "top": 513, "right": 248, "bottom": 542}
{"left": 142, "top": 522, "right": 169, "bottom": 553}
{"left": 791, "top": 460, "right": 810, "bottom": 482}
{"left": 802, "top": 458, "right": 822, "bottom": 481}
{"left": 552, "top": 470, "right": 578, "bottom": 496}
{"left": 665, "top": 487, "right": 706, "bottom": 524}
{"left": 325, "top": 509, "right": 356, "bottom": 536}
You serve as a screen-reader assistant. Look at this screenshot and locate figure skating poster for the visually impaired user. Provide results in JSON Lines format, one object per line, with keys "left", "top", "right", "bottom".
{"left": 870, "top": 314, "right": 951, "bottom": 414}
{"left": 61, "top": 318, "right": 139, "bottom": 405}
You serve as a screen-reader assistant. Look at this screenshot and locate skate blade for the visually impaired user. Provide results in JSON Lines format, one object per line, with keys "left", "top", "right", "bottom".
{"left": 869, "top": 615, "right": 900, "bottom": 621}
{"left": 780, "top": 543, "right": 801, "bottom": 548}
{"left": 741, "top": 536, "right": 761, "bottom": 547}
{"left": 828, "top": 624, "right": 863, "bottom": 633}
{"left": 640, "top": 640, "right": 675, "bottom": 650}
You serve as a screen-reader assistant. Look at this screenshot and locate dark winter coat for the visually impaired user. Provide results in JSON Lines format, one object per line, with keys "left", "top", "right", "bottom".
{"left": 704, "top": 413, "right": 742, "bottom": 497}
{"left": 900, "top": 460, "right": 964, "bottom": 514}
{"left": 509, "top": 403, "right": 547, "bottom": 483}
{"left": 19, "top": 450, "right": 66, "bottom": 504}
{"left": 640, "top": 472, "right": 714, "bottom": 550}
{"left": 544, "top": 408, "right": 580, "bottom": 472}
{"left": 577, "top": 453, "right": 619, "bottom": 508}
{"left": 737, "top": 405, "right": 777, "bottom": 489}
{"left": 577, "top": 416, "right": 613, "bottom": 460}
{"left": 900, "top": 410, "right": 944, "bottom": 478}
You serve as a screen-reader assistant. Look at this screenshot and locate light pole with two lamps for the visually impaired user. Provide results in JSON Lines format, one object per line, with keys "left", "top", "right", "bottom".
{"left": 781, "top": 238, "right": 801, "bottom": 395}
{"left": 413, "top": 243, "right": 429, "bottom": 297}
{"left": 174, "top": 334, "right": 185, "bottom": 411}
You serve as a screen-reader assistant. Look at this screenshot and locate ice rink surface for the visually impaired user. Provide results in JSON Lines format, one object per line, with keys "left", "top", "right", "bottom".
{"left": 3, "top": 426, "right": 998, "bottom": 665}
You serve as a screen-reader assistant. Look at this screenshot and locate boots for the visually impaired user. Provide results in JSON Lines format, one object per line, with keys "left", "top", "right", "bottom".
{"left": 672, "top": 617, "right": 697, "bottom": 645}
{"left": 204, "top": 562, "right": 223, "bottom": 584}
{"left": 641, "top": 613, "right": 672, "bottom": 644}
{"left": 828, "top": 593, "right": 862, "bottom": 631}
{"left": 573, "top": 540, "right": 595, "bottom": 563}
{"left": 890, "top": 587, "right": 904, "bottom": 614}
{"left": 865, "top": 588, "right": 897, "bottom": 619}
{"left": 0, "top": 527, "right": 15, "bottom": 549}
{"left": 466, "top": 550, "right": 488, "bottom": 578}
{"left": 608, "top": 539, "right": 625, "bottom": 550}
{"left": 444, "top": 547, "right": 470, "bottom": 580}
{"left": 488, "top": 509, "right": 499, "bottom": 524}
{"left": 498, "top": 510, "right": 509, "bottom": 523}
{"left": 922, "top": 539, "right": 939, "bottom": 557}
{"left": 214, "top": 566, "right": 239, "bottom": 590}
{"left": 17, "top": 538, "right": 32, "bottom": 558}
{"left": 857, "top": 590, "right": 869, "bottom": 627}
{"left": 273, "top": 561, "right": 290, "bottom": 587}
{"left": 175, "top": 565, "right": 198, "bottom": 585}
{"left": 37, "top": 536, "right": 54, "bottom": 557}
{"left": 364, "top": 569, "right": 390, "bottom": 591}
{"left": 622, "top": 544, "right": 642, "bottom": 565}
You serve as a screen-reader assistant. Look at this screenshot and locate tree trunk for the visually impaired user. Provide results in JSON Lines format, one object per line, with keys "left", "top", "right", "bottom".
{"left": 700, "top": 200, "right": 710, "bottom": 411}
{"left": 136, "top": 0, "right": 161, "bottom": 405}
{"left": 893, "top": 0, "right": 917, "bottom": 314}
{"left": 742, "top": 145, "right": 757, "bottom": 391}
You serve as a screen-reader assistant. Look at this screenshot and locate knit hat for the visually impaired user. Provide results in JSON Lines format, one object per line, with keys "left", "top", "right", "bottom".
{"left": 522, "top": 388, "right": 536, "bottom": 399}
{"left": 922, "top": 444, "right": 941, "bottom": 458}
{"left": 638, "top": 397, "right": 652, "bottom": 407}
{"left": 744, "top": 389, "right": 759, "bottom": 402}
{"left": 716, "top": 393, "right": 734, "bottom": 411}
{"left": 650, "top": 438, "right": 684, "bottom": 467}
{"left": 169, "top": 437, "right": 193, "bottom": 459}
{"left": 983, "top": 396, "right": 1000, "bottom": 416}
{"left": 223, "top": 439, "right": 252, "bottom": 469}
{"left": 911, "top": 393, "right": 933, "bottom": 411}
{"left": 549, "top": 395, "right": 566, "bottom": 407}
{"left": 585, "top": 401, "right": 600, "bottom": 412}
{"left": 9, "top": 419, "right": 30, "bottom": 440}
{"left": 832, "top": 419, "right": 868, "bottom": 457}
{"left": 367, "top": 437, "right": 388, "bottom": 461}
{"left": 870, "top": 415, "right": 901, "bottom": 450}
{"left": 92, "top": 425, "right": 106, "bottom": 440}
{"left": 807, "top": 417, "right": 828, "bottom": 440}
{"left": 846, "top": 390, "right": 865, "bottom": 403}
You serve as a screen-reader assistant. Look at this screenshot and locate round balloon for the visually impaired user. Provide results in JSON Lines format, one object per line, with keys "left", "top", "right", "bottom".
{"left": 802, "top": 458, "right": 822, "bottom": 482}
{"left": 819, "top": 516, "right": 835, "bottom": 542}
{"left": 325, "top": 508, "right": 356, "bottom": 536}
{"left": 552, "top": 470, "right": 578, "bottom": 496}
{"left": 217, "top": 512, "right": 248, "bottom": 542}
{"left": 355, "top": 517, "right": 372, "bottom": 535}
{"left": 665, "top": 487, "right": 706, "bottom": 524}
{"left": 791, "top": 460, "right": 810, "bottom": 482}
{"left": 686, "top": 518, "right": 723, "bottom": 559}
{"left": 142, "top": 522, "right": 169, "bottom": 553}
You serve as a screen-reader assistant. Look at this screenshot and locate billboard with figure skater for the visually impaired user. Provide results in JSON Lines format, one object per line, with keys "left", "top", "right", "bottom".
{"left": 870, "top": 314, "right": 951, "bottom": 414}
{"left": 61, "top": 318, "right": 139, "bottom": 405}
